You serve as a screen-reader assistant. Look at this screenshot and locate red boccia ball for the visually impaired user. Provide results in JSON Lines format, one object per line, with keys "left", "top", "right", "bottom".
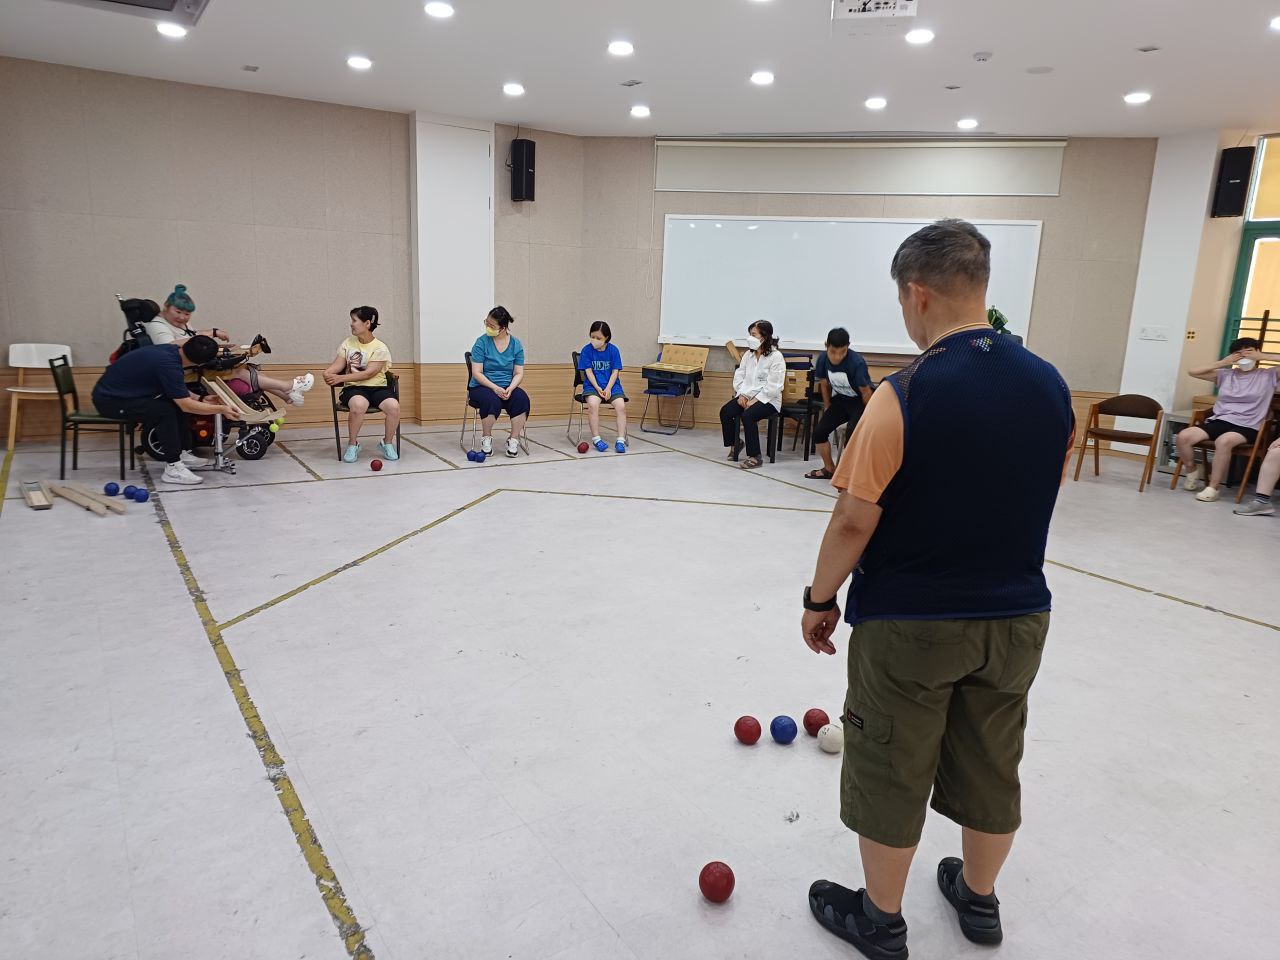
{"left": 803, "top": 708, "right": 830, "bottom": 738}
{"left": 371, "top": 459, "right": 383, "bottom": 471}
{"left": 699, "top": 861, "right": 735, "bottom": 903}
{"left": 734, "top": 715, "right": 761, "bottom": 745}
{"left": 577, "top": 441, "right": 590, "bottom": 453}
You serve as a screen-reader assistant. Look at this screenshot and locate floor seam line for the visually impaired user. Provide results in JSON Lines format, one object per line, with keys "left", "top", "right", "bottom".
{"left": 141, "top": 464, "right": 375, "bottom": 959}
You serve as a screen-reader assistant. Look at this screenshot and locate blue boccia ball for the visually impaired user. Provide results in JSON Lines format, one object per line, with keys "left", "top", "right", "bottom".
{"left": 133, "top": 489, "right": 150, "bottom": 503}
{"left": 104, "top": 482, "right": 120, "bottom": 497}
{"left": 123, "top": 485, "right": 138, "bottom": 499}
{"left": 475, "top": 451, "right": 486, "bottom": 463}
{"left": 770, "top": 715, "right": 798, "bottom": 744}
{"left": 466, "top": 450, "right": 478, "bottom": 462}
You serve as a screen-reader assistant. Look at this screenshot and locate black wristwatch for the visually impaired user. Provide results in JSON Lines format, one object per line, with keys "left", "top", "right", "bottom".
{"left": 804, "top": 586, "right": 838, "bottom": 612}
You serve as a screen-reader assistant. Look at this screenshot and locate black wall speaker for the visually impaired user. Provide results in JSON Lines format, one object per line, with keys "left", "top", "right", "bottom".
{"left": 511, "top": 138, "right": 535, "bottom": 202}
{"left": 1211, "top": 146, "right": 1255, "bottom": 218}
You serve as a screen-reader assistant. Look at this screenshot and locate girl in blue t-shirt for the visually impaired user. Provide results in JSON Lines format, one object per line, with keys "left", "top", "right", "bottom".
{"left": 577, "top": 321, "right": 627, "bottom": 452}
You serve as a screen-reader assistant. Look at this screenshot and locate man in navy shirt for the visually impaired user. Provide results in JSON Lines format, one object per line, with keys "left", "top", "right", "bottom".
{"left": 804, "top": 327, "right": 874, "bottom": 480}
{"left": 92, "top": 335, "right": 240, "bottom": 485}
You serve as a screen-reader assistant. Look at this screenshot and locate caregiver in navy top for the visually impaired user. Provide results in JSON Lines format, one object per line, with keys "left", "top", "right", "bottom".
{"left": 469, "top": 306, "right": 531, "bottom": 457}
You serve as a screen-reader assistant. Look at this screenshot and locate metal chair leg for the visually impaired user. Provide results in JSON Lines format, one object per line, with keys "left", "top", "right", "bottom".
{"left": 60, "top": 423, "right": 67, "bottom": 480}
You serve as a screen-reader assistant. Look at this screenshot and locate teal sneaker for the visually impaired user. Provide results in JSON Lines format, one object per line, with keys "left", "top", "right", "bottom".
{"left": 378, "top": 440, "right": 399, "bottom": 461}
{"left": 342, "top": 443, "right": 360, "bottom": 463}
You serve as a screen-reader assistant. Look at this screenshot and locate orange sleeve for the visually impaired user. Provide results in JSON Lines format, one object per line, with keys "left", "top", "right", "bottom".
{"left": 830, "top": 382, "right": 905, "bottom": 502}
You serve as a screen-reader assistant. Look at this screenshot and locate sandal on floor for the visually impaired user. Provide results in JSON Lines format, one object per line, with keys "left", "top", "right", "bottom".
{"left": 728, "top": 440, "right": 743, "bottom": 462}
{"left": 937, "top": 858, "right": 1002, "bottom": 945}
{"left": 805, "top": 468, "right": 834, "bottom": 480}
{"left": 808, "top": 881, "right": 909, "bottom": 960}
{"left": 740, "top": 456, "right": 762, "bottom": 470}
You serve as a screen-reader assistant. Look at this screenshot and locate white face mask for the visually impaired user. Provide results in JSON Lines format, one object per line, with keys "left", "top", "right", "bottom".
{"left": 1237, "top": 357, "right": 1258, "bottom": 372}
{"left": 746, "top": 335, "right": 761, "bottom": 350}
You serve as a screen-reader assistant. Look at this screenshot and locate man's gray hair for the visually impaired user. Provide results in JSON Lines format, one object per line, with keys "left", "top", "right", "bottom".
{"left": 889, "top": 218, "right": 991, "bottom": 296}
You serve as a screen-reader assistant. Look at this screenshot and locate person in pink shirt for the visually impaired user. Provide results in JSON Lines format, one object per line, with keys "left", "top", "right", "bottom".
{"left": 1177, "top": 337, "right": 1280, "bottom": 503}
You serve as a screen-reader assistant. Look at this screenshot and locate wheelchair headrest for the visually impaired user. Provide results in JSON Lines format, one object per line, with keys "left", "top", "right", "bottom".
{"left": 119, "top": 297, "right": 160, "bottom": 327}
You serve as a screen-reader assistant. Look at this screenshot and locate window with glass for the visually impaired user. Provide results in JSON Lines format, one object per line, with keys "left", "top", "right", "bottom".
{"left": 1224, "top": 135, "right": 1280, "bottom": 354}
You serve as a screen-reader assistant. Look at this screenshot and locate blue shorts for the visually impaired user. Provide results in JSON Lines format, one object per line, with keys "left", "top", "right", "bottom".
{"left": 583, "top": 385, "right": 626, "bottom": 402}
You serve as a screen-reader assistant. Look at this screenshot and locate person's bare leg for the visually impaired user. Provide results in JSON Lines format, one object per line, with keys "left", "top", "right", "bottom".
{"left": 510, "top": 412, "right": 527, "bottom": 440}
{"left": 960, "top": 828, "right": 1016, "bottom": 896}
{"left": 1209, "top": 434, "right": 1245, "bottom": 489}
{"left": 859, "top": 836, "right": 917, "bottom": 914}
{"left": 346, "top": 396, "right": 368, "bottom": 445}
{"left": 252, "top": 373, "right": 294, "bottom": 398}
{"left": 1256, "top": 442, "right": 1280, "bottom": 496}
{"left": 612, "top": 397, "right": 627, "bottom": 438}
{"left": 1176, "top": 426, "right": 1207, "bottom": 481}
{"left": 378, "top": 398, "right": 400, "bottom": 444}
{"left": 586, "top": 396, "right": 602, "bottom": 437}
{"left": 817, "top": 440, "right": 836, "bottom": 474}
{"left": 481, "top": 414, "right": 496, "bottom": 439}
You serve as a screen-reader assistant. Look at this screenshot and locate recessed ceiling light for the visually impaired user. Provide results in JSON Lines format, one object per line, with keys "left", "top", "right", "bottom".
{"left": 905, "top": 28, "right": 934, "bottom": 44}
{"left": 1124, "top": 91, "right": 1151, "bottom": 104}
{"left": 156, "top": 22, "right": 187, "bottom": 38}
{"left": 864, "top": 96, "right": 887, "bottom": 110}
{"left": 503, "top": 82, "right": 525, "bottom": 97}
{"left": 630, "top": 104, "right": 650, "bottom": 118}
{"left": 750, "top": 70, "right": 775, "bottom": 86}
{"left": 608, "top": 40, "right": 634, "bottom": 56}
{"left": 424, "top": 2, "right": 455, "bottom": 18}
{"left": 347, "top": 56, "right": 373, "bottom": 70}
{"left": 1025, "top": 66, "right": 1054, "bottom": 75}
{"left": 1271, "top": 16, "right": 1280, "bottom": 30}
{"left": 957, "top": 118, "right": 979, "bottom": 130}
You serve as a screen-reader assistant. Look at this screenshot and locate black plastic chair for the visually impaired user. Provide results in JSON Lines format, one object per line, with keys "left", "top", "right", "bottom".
{"left": 461, "top": 351, "right": 529, "bottom": 455}
{"left": 567, "top": 350, "right": 627, "bottom": 444}
{"left": 49, "top": 355, "right": 134, "bottom": 480}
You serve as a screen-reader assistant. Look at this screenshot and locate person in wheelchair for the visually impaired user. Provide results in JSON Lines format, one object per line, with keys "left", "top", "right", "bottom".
{"left": 92, "top": 335, "right": 242, "bottom": 486}
{"left": 143, "top": 284, "right": 314, "bottom": 406}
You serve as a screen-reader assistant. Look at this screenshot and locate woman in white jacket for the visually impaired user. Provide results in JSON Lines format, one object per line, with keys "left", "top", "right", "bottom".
{"left": 721, "top": 320, "right": 786, "bottom": 469}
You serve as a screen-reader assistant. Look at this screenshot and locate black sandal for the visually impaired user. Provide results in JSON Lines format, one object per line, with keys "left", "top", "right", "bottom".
{"left": 805, "top": 468, "right": 834, "bottom": 480}
{"left": 740, "top": 456, "right": 762, "bottom": 470}
{"left": 937, "top": 858, "right": 1002, "bottom": 945}
{"left": 727, "top": 440, "right": 743, "bottom": 462}
{"left": 808, "top": 881, "right": 908, "bottom": 960}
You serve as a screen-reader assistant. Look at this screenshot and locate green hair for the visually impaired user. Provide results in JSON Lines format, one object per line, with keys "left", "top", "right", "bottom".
{"left": 165, "top": 284, "right": 195, "bottom": 312}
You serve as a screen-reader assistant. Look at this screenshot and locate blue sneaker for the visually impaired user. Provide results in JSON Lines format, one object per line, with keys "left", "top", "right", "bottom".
{"left": 342, "top": 443, "right": 360, "bottom": 463}
{"left": 593, "top": 438, "right": 608, "bottom": 452}
{"left": 615, "top": 438, "right": 627, "bottom": 453}
{"left": 378, "top": 440, "right": 399, "bottom": 461}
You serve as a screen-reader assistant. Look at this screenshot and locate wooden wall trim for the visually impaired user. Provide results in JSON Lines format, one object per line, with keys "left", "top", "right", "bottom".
{"left": 1, "top": 362, "right": 1142, "bottom": 444}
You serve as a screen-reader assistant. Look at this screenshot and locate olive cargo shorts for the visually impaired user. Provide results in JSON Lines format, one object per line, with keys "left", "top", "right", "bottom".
{"left": 839, "top": 613, "right": 1049, "bottom": 848}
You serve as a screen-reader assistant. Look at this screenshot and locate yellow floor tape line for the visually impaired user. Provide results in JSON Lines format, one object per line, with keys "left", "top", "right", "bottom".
{"left": 141, "top": 466, "right": 375, "bottom": 959}
{"left": 274, "top": 440, "right": 325, "bottom": 482}
{"left": 219, "top": 489, "right": 501, "bottom": 631}
{"left": 0, "top": 449, "right": 14, "bottom": 521}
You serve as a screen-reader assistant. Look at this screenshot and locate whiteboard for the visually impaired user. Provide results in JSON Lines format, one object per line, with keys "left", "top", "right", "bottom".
{"left": 659, "top": 216, "right": 1042, "bottom": 354}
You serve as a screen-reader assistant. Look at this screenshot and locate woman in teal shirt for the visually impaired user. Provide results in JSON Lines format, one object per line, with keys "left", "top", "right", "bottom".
{"left": 468, "top": 306, "right": 531, "bottom": 457}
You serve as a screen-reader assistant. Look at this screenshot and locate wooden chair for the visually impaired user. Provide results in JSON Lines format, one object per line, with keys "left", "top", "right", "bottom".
{"left": 7, "top": 343, "right": 71, "bottom": 450}
{"left": 1072, "top": 393, "right": 1163, "bottom": 492}
{"left": 1170, "top": 407, "right": 1275, "bottom": 503}
{"left": 48, "top": 355, "right": 135, "bottom": 481}
{"left": 725, "top": 339, "right": 743, "bottom": 364}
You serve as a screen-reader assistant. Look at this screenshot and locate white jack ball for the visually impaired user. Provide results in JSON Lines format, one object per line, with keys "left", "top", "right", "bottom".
{"left": 817, "top": 723, "right": 843, "bottom": 754}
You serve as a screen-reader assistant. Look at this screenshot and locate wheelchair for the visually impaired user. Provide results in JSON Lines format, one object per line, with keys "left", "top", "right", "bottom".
{"left": 112, "top": 296, "right": 287, "bottom": 473}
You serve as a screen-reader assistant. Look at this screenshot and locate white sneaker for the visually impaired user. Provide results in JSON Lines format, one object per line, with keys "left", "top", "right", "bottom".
{"left": 293, "top": 373, "right": 315, "bottom": 394}
{"left": 179, "top": 450, "right": 209, "bottom": 468}
{"left": 506, "top": 437, "right": 520, "bottom": 457}
{"left": 286, "top": 389, "right": 304, "bottom": 406}
{"left": 162, "top": 462, "right": 203, "bottom": 485}
{"left": 1195, "top": 487, "right": 1220, "bottom": 503}
{"left": 481, "top": 436, "right": 493, "bottom": 454}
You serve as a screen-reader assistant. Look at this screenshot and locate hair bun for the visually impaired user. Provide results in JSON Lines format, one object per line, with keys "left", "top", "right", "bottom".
{"left": 174, "top": 284, "right": 187, "bottom": 294}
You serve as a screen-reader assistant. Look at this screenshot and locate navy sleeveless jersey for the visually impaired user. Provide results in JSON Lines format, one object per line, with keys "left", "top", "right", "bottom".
{"left": 846, "top": 330, "right": 1074, "bottom": 624}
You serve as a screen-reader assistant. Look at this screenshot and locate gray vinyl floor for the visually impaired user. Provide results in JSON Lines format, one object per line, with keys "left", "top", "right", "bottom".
{"left": 2, "top": 422, "right": 1276, "bottom": 960}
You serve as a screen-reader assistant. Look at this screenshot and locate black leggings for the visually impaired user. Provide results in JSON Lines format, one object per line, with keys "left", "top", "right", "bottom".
{"left": 94, "top": 394, "right": 190, "bottom": 464}
{"left": 720, "top": 398, "right": 775, "bottom": 458}
{"left": 813, "top": 394, "right": 865, "bottom": 446}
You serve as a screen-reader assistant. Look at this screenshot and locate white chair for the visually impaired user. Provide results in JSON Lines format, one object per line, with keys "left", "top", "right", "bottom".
{"left": 7, "top": 343, "right": 72, "bottom": 450}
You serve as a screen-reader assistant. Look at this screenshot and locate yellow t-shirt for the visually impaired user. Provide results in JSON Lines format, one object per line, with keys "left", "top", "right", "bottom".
{"left": 337, "top": 336, "right": 391, "bottom": 388}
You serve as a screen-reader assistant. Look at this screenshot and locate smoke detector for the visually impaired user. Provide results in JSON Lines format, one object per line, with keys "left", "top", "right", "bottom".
{"left": 831, "top": 0, "right": 918, "bottom": 39}
{"left": 973, "top": 51, "right": 993, "bottom": 63}
{"left": 48, "top": 0, "right": 211, "bottom": 28}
